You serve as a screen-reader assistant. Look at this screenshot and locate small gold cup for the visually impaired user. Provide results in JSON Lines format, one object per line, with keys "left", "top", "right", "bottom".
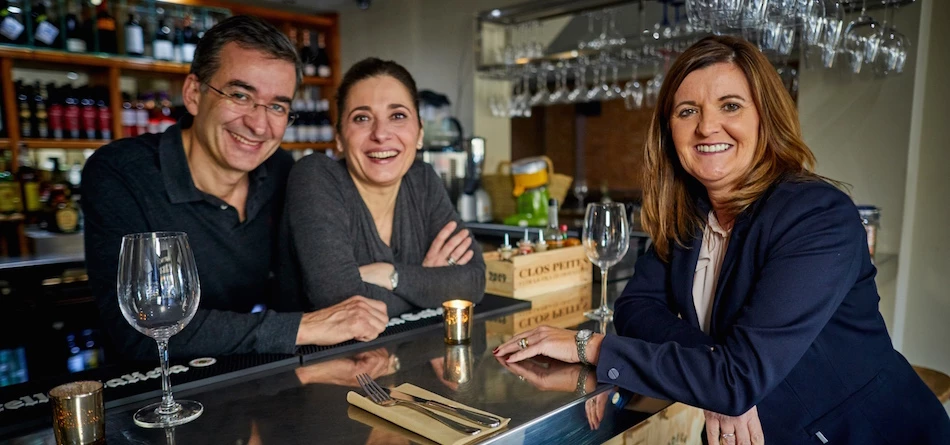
{"left": 442, "top": 299, "right": 473, "bottom": 344}
{"left": 443, "top": 344, "right": 474, "bottom": 385}
{"left": 49, "top": 381, "right": 105, "bottom": 445}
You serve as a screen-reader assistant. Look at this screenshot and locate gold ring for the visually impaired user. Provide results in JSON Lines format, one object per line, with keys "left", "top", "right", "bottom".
{"left": 518, "top": 338, "right": 528, "bottom": 350}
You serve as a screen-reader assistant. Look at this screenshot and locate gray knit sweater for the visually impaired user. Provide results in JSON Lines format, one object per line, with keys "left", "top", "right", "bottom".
{"left": 277, "top": 154, "right": 486, "bottom": 317}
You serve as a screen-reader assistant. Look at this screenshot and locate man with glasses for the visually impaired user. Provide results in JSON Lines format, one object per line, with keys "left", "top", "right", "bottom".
{"left": 82, "top": 15, "right": 389, "bottom": 360}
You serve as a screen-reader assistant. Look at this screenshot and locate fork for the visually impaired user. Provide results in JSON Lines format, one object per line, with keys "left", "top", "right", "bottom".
{"left": 356, "top": 374, "right": 480, "bottom": 435}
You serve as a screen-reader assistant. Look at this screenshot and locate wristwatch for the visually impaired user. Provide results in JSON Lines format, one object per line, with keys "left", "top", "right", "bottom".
{"left": 575, "top": 329, "right": 593, "bottom": 366}
{"left": 389, "top": 268, "right": 399, "bottom": 290}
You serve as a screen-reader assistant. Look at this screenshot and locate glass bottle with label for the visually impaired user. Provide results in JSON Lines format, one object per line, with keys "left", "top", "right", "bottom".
{"left": 33, "top": 81, "right": 48, "bottom": 139}
{"left": 63, "top": 1, "right": 86, "bottom": 52}
{"left": 299, "top": 30, "right": 316, "bottom": 77}
{"left": 152, "top": 15, "right": 173, "bottom": 61}
{"left": 180, "top": 14, "right": 197, "bottom": 63}
{"left": 0, "top": 151, "right": 22, "bottom": 215}
{"left": 124, "top": 13, "right": 143, "bottom": 56}
{"left": 315, "top": 32, "right": 331, "bottom": 78}
{"left": 31, "top": 0, "right": 60, "bottom": 48}
{"left": 16, "top": 148, "right": 41, "bottom": 222}
{"left": 0, "top": 0, "right": 27, "bottom": 46}
{"left": 94, "top": 0, "right": 117, "bottom": 54}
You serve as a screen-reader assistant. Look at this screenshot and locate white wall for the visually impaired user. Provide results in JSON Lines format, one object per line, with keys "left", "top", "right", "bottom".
{"left": 894, "top": 0, "right": 950, "bottom": 406}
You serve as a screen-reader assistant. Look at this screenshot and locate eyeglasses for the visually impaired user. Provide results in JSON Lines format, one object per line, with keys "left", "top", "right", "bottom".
{"left": 203, "top": 82, "right": 298, "bottom": 126}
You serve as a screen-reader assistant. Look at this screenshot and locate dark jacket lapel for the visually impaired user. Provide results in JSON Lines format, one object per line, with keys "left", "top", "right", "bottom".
{"left": 671, "top": 234, "right": 703, "bottom": 329}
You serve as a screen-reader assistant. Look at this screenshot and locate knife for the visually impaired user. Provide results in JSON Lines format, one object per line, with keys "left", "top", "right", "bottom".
{"left": 384, "top": 388, "right": 502, "bottom": 428}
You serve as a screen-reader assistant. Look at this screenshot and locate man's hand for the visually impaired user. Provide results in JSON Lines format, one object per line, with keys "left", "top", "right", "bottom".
{"left": 705, "top": 405, "right": 765, "bottom": 445}
{"left": 423, "top": 221, "right": 473, "bottom": 267}
{"left": 296, "top": 296, "right": 388, "bottom": 346}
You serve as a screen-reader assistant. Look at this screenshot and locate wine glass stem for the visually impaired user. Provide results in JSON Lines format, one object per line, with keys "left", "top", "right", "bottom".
{"left": 156, "top": 339, "right": 179, "bottom": 416}
{"left": 600, "top": 267, "right": 609, "bottom": 310}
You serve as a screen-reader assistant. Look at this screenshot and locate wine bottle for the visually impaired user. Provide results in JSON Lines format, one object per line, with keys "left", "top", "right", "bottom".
{"left": 63, "top": 1, "right": 86, "bottom": 52}
{"left": 315, "top": 32, "right": 331, "bottom": 78}
{"left": 153, "top": 17, "right": 173, "bottom": 61}
{"left": 47, "top": 83, "right": 63, "bottom": 139}
{"left": 94, "top": 0, "right": 117, "bottom": 54}
{"left": 95, "top": 87, "right": 111, "bottom": 140}
{"left": 124, "top": 13, "right": 143, "bottom": 56}
{"left": 0, "top": 0, "right": 27, "bottom": 45}
{"left": 63, "top": 86, "right": 80, "bottom": 139}
{"left": 31, "top": 0, "right": 60, "bottom": 48}
{"left": 300, "top": 30, "right": 316, "bottom": 77}
{"left": 17, "top": 82, "right": 33, "bottom": 139}
{"left": 181, "top": 15, "right": 197, "bottom": 63}
{"left": 33, "top": 81, "right": 48, "bottom": 139}
{"left": 80, "top": 87, "right": 96, "bottom": 140}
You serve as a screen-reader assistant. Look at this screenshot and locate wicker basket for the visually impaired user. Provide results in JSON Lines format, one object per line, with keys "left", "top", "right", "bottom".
{"left": 481, "top": 156, "right": 573, "bottom": 222}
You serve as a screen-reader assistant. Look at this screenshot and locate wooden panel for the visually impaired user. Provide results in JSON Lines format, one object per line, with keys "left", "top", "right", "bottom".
{"left": 280, "top": 142, "right": 335, "bottom": 151}
{"left": 1, "top": 58, "right": 18, "bottom": 172}
{"left": 510, "top": 106, "right": 545, "bottom": 161}
{"left": 21, "top": 139, "right": 111, "bottom": 150}
{"left": 301, "top": 77, "right": 334, "bottom": 87}
{"left": 543, "top": 103, "right": 577, "bottom": 178}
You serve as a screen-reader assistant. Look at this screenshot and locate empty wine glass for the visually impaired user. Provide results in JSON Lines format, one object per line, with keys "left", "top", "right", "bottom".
{"left": 624, "top": 63, "right": 645, "bottom": 110}
{"left": 118, "top": 232, "right": 202, "bottom": 428}
{"left": 843, "top": 0, "right": 880, "bottom": 74}
{"left": 583, "top": 203, "right": 630, "bottom": 322}
{"left": 573, "top": 178, "right": 589, "bottom": 211}
{"left": 872, "top": 1, "right": 910, "bottom": 76}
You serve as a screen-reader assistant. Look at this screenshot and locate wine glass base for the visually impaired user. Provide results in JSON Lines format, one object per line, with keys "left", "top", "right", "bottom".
{"left": 584, "top": 306, "right": 614, "bottom": 322}
{"left": 133, "top": 400, "right": 203, "bottom": 428}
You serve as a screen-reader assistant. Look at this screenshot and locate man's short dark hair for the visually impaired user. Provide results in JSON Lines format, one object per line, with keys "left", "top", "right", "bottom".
{"left": 190, "top": 15, "right": 303, "bottom": 87}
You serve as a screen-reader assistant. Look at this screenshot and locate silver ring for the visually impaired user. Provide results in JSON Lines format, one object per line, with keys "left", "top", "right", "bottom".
{"left": 447, "top": 257, "right": 457, "bottom": 266}
{"left": 518, "top": 338, "right": 528, "bottom": 350}
{"left": 721, "top": 433, "right": 735, "bottom": 439}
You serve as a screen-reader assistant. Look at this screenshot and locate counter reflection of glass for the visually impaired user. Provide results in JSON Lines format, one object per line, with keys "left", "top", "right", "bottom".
{"left": 583, "top": 203, "right": 630, "bottom": 322}
{"left": 117, "top": 232, "right": 202, "bottom": 428}
{"left": 442, "top": 344, "right": 473, "bottom": 385}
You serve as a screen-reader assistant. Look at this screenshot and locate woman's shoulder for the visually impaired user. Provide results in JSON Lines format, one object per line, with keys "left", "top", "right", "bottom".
{"left": 757, "top": 176, "right": 858, "bottom": 226}
{"left": 288, "top": 153, "right": 349, "bottom": 185}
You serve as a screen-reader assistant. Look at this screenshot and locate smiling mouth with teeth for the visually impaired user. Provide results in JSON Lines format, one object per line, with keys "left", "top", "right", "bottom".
{"left": 696, "top": 143, "right": 732, "bottom": 153}
{"left": 367, "top": 150, "right": 399, "bottom": 159}
{"left": 229, "top": 131, "right": 261, "bottom": 146}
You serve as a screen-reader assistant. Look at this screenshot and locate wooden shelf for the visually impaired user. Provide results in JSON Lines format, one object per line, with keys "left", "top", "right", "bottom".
{"left": 0, "top": 46, "right": 193, "bottom": 74}
{"left": 302, "top": 76, "right": 334, "bottom": 86}
{"left": 0, "top": 138, "right": 9, "bottom": 148}
{"left": 281, "top": 142, "right": 334, "bottom": 150}
{"left": 21, "top": 139, "right": 111, "bottom": 150}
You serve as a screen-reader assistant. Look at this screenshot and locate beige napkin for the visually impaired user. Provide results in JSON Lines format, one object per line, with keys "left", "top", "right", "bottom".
{"left": 347, "top": 383, "right": 510, "bottom": 445}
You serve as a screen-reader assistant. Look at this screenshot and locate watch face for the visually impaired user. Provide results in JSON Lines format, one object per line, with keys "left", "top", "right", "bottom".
{"left": 577, "top": 329, "right": 592, "bottom": 340}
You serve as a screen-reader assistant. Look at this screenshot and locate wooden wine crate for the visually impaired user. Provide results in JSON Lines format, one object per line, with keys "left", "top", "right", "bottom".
{"left": 485, "top": 283, "right": 592, "bottom": 338}
{"left": 483, "top": 244, "right": 592, "bottom": 299}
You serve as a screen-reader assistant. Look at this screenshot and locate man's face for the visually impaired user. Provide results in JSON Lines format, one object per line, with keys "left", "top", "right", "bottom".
{"left": 186, "top": 42, "right": 297, "bottom": 174}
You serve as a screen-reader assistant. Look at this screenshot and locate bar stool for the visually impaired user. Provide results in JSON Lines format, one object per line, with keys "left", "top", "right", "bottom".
{"left": 913, "top": 365, "right": 950, "bottom": 405}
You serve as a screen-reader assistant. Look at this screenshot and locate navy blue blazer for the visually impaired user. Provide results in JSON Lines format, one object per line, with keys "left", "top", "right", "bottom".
{"left": 597, "top": 179, "right": 950, "bottom": 444}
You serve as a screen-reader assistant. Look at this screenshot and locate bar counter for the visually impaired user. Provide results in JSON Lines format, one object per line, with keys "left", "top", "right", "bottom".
{"left": 1, "top": 279, "right": 694, "bottom": 445}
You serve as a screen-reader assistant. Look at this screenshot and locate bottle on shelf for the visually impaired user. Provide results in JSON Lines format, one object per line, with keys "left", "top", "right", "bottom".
{"left": 15, "top": 148, "right": 41, "bottom": 222}
{"left": 180, "top": 14, "right": 197, "bottom": 63}
{"left": 0, "top": 0, "right": 27, "bottom": 46}
{"left": 80, "top": 86, "right": 97, "bottom": 140}
{"left": 299, "top": 29, "right": 316, "bottom": 77}
{"left": 156, "top": 91, "right": 176, "bottom": 132}
{"left": 94, "top": 0, "right": 117, "bottom": 54}
{"left": 31, "top": 0, "right": 60, "bottom": 48}
{"left": 315, "top": 32, "right": 331, "bottom": 78}
{"left": 16, "top": 81, "right": 33, "bottom": 139}
{"left": 134, "top": 93, "right": 147, "bottom": 136}
{"left": 0, "top": 151, "right": 22, "bottom": 215}
{"left": 63, "top": 85, "right": 80, "bottom": 139}
{"left": 172, "top": 18, "right": 184, "bottom": 63}
{"left": 33, "top": 81, "right": 48, "bottom": 139}
{"left": 121, "top": 92, "right": 134, "bottom": 138}
{"left": 47, "top": 83, "right": 64, "bottom": 139}
{"left": 45, "top": 158, "right": 79, "bottom": 234}
{"left": 124, "top": 13, "right": 144, "bottom": 57}
{"left": 153, "top": 15, "right": 173, "bottom": 61}
{"left": 63, "top": 1, "right": 87, "bottom": 52}
{"left": 95, "top": 87, "right": 111, "bottom": 140}
{"left": 318, "top": 99, "right": 333, "bottom": 142}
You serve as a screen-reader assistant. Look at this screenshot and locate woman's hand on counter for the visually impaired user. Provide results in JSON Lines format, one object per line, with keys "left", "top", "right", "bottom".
{"left": 296, "top": 295, "right": 389, "bottom": 345}
{"left": 494, "top": 355, "right": 596, "bottom": 393}
{"left": 423, "top": 221, "right": 474, "bottom": 267}
{"left": 493, "top": 325, "right": 605, "bottom": 365}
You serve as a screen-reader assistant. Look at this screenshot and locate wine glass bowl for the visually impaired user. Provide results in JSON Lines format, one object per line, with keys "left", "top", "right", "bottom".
{"left": 582, "top": 203, "right": 630, "bottom": 322}
{"left": 118, "top": 232, "right": 202, "bottom": 428}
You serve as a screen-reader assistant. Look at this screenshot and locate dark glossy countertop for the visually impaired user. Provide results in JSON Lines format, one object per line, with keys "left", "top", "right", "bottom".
{"left": 2, "top": 276, "right": 671, "bottom": 445}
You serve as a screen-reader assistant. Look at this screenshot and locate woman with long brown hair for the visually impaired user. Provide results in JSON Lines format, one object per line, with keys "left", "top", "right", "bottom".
{"left": 494, "top": 35, "right": 950, "bottom": 444}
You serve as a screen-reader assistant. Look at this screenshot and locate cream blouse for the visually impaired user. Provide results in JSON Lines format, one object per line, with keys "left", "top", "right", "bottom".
{"left": 692, "top": 211, "right": 731, "bottom": 334}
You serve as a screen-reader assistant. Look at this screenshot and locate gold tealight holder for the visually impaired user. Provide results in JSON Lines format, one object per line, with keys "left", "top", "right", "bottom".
{"left": 49, "top": 380, "right": 105, "bottom": 445}
{"left": 442, "top": 299, "right": 473, "bottom": 344}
